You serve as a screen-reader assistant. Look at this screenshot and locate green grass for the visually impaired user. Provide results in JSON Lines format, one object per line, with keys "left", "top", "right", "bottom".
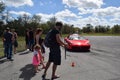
{"left": 0, "top": 39, "right": 4, "bottom": 57}
{"left": 17, "top": 37, "right": 26, "bottom": 52}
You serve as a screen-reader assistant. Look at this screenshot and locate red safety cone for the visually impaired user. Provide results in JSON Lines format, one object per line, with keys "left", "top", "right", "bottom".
{"left": 71, "top": 62, "right": 75, "bottom": 67}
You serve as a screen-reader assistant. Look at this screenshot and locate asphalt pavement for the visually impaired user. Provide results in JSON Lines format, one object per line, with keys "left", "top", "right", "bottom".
{"left": 0, "top": 36, "right": 120, "bottom": 80}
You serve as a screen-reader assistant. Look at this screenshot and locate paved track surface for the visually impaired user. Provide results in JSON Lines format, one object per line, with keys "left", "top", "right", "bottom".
{"left": 0, "top": 36, "right": 120, "bottom": 80}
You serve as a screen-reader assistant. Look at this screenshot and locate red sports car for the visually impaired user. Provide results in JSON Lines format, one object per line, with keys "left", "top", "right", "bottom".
{"left": 64, "top": 34, "right": 91, "bottom": 51}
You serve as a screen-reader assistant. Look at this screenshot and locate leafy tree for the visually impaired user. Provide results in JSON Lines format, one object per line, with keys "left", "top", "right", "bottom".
{"left": 106, "top": 25, "right": 110, "bottom": 33}
{"left": 85, "top": 24, "right": 94, "bottom": 33}
{"left": 95, "top": 26, "right": 99, "bottom": 33}
{"left": 0, "top": 1, "right": 5, "bottom": 13}
{"left": 32, "top": 14, "right": 41, "bottom": 23}
{"left": 112, "top": 24, "right": 120, "bottom": 33}
{"left": 20, "top": 14, "right": 31, "bottom": 27}
{"left": 74, "top": 27, "right": 81, "bottom": 34}
{"left": 47, "top": 16, "right": 57, "bottom": 29}
{"left": 0, "top": 1, "right": 6, "bottom": 36}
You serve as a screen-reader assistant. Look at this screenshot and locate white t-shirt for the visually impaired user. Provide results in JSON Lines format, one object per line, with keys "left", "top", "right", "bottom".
{"left": 33, "top": 50, "right": 38, "bottom": 55}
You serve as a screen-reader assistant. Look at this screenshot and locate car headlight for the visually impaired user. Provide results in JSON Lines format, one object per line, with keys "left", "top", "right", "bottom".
{"left": 78, "top": 43, "right": 81, "bottom": 45}
{"left": 85, "top": 41, "right": 90, "bottom": 44}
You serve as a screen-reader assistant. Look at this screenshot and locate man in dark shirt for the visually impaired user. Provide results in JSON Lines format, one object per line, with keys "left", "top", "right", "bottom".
{"left": 42, "top": 22, "right": 68, "bottom": 80}
{"left": 3, "top": 28, "right": 14, "bottom": 61}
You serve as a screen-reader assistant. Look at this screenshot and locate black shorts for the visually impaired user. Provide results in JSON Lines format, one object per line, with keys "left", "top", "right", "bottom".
{"left": 48, "top": 47, "right": 61, "bottom": 65}
{"left": 13, "top": 40, "right": 18, "bottom": 47}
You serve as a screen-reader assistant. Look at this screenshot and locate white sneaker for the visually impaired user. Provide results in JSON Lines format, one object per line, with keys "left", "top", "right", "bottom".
{"left": 26, "top": 49, "right": 29, "bottom": 51}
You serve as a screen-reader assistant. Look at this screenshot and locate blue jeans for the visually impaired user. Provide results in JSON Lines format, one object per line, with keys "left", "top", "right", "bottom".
{"left": 28, "top": 39, "right": 34, "bottom": 50}
{"left": 4, "top": 42, "right": 13, "bottom": 59}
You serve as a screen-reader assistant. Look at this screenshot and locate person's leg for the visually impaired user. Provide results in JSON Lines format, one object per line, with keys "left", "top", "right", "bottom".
{"left": 13, "top": 44, "right": 15, "bottom": 54}
{"left": 7, "top": 43, "right": 10, "bottom": 59}
{"left": 14, "top": 47, "right": 16, "bottom": 54}
{"left": 26, "top": 40, "right": 29, "bottom": 50}
{"left": 52, "top": 64, "right": 57, "bottom": 77}
{"left": 14, "top": 40, "right": 18, "bottom": 54}
{"left": 4, "top": 43, "right": 8, "bottom": 58}
{"left": 31, "top": 39, "right": 34, "bottom": 51}
{"left": 28, "top": 40, "right": 31, "bottom": 50}
{"left": 43, "top": 48, "right": 53, "bottom": 74}
{"left": 34, "top": 65, "right": 38, "bottom": 73}
{"left": 42, "top": 61, "right": 51, "bottom": 78}
{"left": 42, "top": 48, "right": 53, "bottom": 79}
{"left": 51, "top": 47, "right": 61, "bottom": 79}
{"left": 41, "top": 45, "right": 45, "bottom": 61}
{"left": 8, "top": 43, "right": 13, "bottom": 60}
{"left": 43, "top": 61, "right": 51, "bottom": 74}
{"left": 29, "top": 40, "right": 32, "bottom": 51}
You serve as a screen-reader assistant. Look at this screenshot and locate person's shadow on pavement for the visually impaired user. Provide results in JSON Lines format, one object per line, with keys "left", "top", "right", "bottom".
{"left": 19, "top": 64, "right": 36, "bottom": 80}
{"left": 0, "top": 58, "right": 9, "bottom": 64}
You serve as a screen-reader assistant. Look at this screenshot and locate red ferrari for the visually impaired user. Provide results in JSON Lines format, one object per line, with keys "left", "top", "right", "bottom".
{"left": 64, "top": 34, "right": 91, "bottom": 51}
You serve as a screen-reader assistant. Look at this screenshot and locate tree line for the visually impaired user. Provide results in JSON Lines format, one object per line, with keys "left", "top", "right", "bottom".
{"left": 0, "top": 14, "right": 80, "bottom": 36}
{"left": 0, "top": 2, "right": 120, "bottom": 37}
{"left": 82, "top": 24, "right": 120, "bottom": 34}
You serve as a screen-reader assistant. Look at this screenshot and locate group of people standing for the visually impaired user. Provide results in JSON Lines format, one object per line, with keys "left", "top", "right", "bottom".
{"left": 2, "top": 28, "right": 18, "bottom": 61}
{"left": 25, "top": 27, "right": 46, "bottom": 73}
{"left": 25, "top": 22, "right": 69, "bottom": 80}
{"left": 2, "top": 21, "right": 68, "bottom": 80}
{"left": 26, "top": 22, "right": 68, "bottom": 80}
{"left": 25, "top": 28, "right": 45, "bottom": 52}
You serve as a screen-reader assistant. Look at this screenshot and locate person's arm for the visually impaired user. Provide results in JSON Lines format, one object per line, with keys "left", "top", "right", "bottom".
{"left": 11, "top": 32, "right": 15, "bottom": 43}
{"left": 27, "top": 31, "right": 29, "bottom": 38}
{"left": 56, "top": 34, "right": 68, "bottom": 47}
{"left": 38, "top": 50, "right": 45, "bottom": 67}
{"left": 2, "top": 33, "right": 5, "bottom": 42}
{"left": 35, "top": 35, "right": 39, "bottom": 44}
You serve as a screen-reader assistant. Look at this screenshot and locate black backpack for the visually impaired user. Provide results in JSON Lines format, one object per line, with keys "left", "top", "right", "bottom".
{"left": 44, "top": 30, "right": 53, "bottom": 48}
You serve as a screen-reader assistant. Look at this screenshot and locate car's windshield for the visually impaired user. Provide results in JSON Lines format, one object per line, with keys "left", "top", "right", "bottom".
{"left": 69, "top": 35, "right": 85, "bottom": 40}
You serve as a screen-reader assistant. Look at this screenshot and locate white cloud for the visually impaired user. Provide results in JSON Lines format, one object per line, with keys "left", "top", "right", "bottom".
{"left": 114, "top": 12, "right": 120, "bottom": 18}
{"left": 36, "top": 9, "right": 80, "bottom": 23}
{"left": 3, "top": 0, "right": 33, "bottom": 7}
{"left": 68, "top": 17, "right": 111, "bottom": 28}
{"left": 78, "top": 7, "right": 120, "bottom": 18}
{"left": 52, "top": 9, "right": 111, "bottom": 27}
{"left": 55, "top": 9, "right": 79, "bottom": 20}
{"left": 10, "top": 11, "right": 31, "bottom": 16}
{"left": 62, "top": 0, "right": 104, "bottom": 8}
{"left": 110, "top": 18, "right": 120, "bottom": 23}
{"left": 9, "top": 6, "right": 120, "bottom": 28}
{"left": 77, "top": 6, "right": 120, "bottom": 26}
{"left": 36, "top": 13, "right": 54, "bottom": 22}
{"left": 92, "top": 7, "right": 120, "bottom": 18}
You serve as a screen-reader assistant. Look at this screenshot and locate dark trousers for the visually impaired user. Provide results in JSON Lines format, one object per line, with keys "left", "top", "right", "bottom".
{"left": 4, "top": 42, "right": 13, "bottom": 59}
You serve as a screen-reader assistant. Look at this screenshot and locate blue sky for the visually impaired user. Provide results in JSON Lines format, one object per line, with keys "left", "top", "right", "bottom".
{"left": 2, "top": 0, "right": 120, "bottom": 28}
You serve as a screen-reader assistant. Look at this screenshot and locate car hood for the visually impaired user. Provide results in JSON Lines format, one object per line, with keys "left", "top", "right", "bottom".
{"left": 69, "top": 40, "right": 89, "bottom": 45}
